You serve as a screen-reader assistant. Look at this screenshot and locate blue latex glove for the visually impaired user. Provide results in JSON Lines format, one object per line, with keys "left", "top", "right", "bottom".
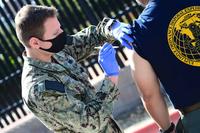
{"left": 111, "top": 21, "right": 134, "bottom": 50}
{"left": 98, "top": 43, "right": 119, "bottom": 76}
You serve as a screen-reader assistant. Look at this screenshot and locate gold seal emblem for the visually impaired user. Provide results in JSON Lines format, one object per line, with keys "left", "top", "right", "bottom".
{"left": 168, "top": 6, "right": 200, "bottom": 66}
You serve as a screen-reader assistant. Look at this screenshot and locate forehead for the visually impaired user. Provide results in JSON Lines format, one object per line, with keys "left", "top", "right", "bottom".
{"left": 43, "top": 17, "right": 60, "bottom": 34}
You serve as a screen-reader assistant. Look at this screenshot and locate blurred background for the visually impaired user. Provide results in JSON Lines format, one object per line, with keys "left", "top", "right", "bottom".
{"left": 0, "top": 0, "right": 179, "bottom": 133}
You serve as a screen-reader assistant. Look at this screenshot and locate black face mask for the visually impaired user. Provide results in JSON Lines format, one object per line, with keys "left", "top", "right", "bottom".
{"left": 39, "top": 31, "right": 67, "bottom": 53}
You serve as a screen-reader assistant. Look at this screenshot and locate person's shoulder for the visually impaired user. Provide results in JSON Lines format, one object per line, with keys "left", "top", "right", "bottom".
{"left": 23, "top": 78, "right": 65, "bottom": 114}
{"left": 21, "top": 72, "right": 48, "bottom": 100}
{"left": 21, "top": 64, "right": 51, "bottom": 99}
{"left": 24, "top": 77, "right": 65, "bottom": 102}
{"left": 21, "top": 63, "right": 46, "bottom": 88}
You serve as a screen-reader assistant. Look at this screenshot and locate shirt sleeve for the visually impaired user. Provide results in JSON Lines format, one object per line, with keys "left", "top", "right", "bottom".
{"left": 27, "top": 78, "right": 119, "bottom": 132}
{"left": 96, "top": 77, "right": 119, "bottom": 103}
{"left": 131, "top": 1, "right": 158, "bottom": 60}
{"left": 62, "top": 17, "right": 116, "bottom": 61}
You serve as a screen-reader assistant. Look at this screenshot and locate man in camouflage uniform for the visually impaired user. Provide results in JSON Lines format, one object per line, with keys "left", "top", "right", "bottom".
{"left": 15, "top": 5, "right": 133, "bottom": 133}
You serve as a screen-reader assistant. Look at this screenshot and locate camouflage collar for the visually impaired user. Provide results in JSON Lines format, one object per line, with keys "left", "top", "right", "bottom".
{"left": 22, "top": 51, "right": 66, "bottom": 72}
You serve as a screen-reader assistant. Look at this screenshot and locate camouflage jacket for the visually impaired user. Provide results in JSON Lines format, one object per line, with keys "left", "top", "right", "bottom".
{"left": 21, "top": 18, "right": 122, "bottom": 133}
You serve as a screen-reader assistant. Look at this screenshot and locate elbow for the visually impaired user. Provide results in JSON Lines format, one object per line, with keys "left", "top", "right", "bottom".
{"left": 139, "top": 87, "right": 162, "bottom": 105}
{"left": 138, "top": 87, "right": 157, "bottom": 104}
{"left": 140, "top": 93, "right": 154, "bottom": 104}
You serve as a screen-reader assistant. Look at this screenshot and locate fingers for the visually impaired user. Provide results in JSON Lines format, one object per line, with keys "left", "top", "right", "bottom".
{"left": 118, "top": 27, "right": 134, "bottom": 45}
{"left": 101, "top": 42, "right": 110, "bottom": 49}
{"left": 119, "top": 38, "right": 134, "bottom": 50}
{"left": 121, "top": 26, "right": 132, "bottom": 35}
{"left": 118, "top": 23, "right": 135, "bottom": 49}
{"left": 121, "top": 23, "right": 132, "bottom": 29}
{"left": 100, "top": 44, "right": 112, "bottom": 54}
{"left": 101, "top": 47, "right": 115, "bottom": 57}
{"left": 120, "top": 32, "right": 134, "bottom": 43}
{"left": 99, "top": 43, "right": 116, "bottom": 57}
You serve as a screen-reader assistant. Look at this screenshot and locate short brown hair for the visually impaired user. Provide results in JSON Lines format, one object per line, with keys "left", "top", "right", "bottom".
{"left": 15, "top": 5, "right": 57, "bottom": 47}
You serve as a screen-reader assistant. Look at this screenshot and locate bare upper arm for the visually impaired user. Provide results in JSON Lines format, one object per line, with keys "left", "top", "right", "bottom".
{"left": 130, "top": 51, "right": 161, "bottom": 99}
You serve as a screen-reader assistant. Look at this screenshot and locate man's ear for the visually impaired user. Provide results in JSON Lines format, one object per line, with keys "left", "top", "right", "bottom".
{"left": 29, "top": 37, "right": 40, "bottom": 49}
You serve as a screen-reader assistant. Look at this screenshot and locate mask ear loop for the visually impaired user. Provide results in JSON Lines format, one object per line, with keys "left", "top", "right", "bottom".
{"left": 38, "top": 31, "right": 73, "bottom": 46}
{"left": 37, "top": 31, "right": 66, "bottom": 43}
{"left": 38, "top": 36, "right": 57, "bottom": 43}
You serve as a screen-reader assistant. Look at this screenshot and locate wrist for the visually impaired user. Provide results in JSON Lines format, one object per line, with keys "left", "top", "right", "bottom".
{"left": 108, "top": 75, "right": 119, "bottom": 85}
{"left": 105, "top": 71, "right": 119, "bottom": 77}
{"left": 159, "top": 122, "right": 175, "bottom": 133}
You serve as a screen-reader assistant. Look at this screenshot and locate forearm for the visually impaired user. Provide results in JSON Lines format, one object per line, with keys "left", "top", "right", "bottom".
{"left": 63, "top": 18, "right": 116, "bottom": 61}
{"left": 96, "top": 77, "right": 119, "bottom": 103}
{"left": 132, "top": 52, "right": 171, "bottom": 131}
{"left": 141, "top": 92, "right": 171, "bottom": 130}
